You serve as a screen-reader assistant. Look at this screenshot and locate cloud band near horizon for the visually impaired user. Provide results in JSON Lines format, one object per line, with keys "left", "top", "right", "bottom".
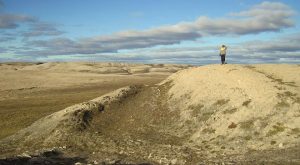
{"left": 19, "top": 1, "right": 295, "bottom": 56}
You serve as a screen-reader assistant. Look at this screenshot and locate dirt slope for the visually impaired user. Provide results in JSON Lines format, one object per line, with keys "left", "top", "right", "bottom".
{"left": 0, "top": 62, "right": 179, "bottom": 139}
{"left": 0, "top": 64, "right": 299, "bottom": 164}
{"left": 165, "top": 64, "right": 300, "bottom": 151}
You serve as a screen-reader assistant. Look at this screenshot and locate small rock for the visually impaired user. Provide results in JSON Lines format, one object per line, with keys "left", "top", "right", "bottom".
{"left": 75, "top": 162, "right": 83, "bottom": 165}
{"left": 42, "top": 149, "right": 60, "bottom": 157}
{"left": 228, "top": 122, "right": 237, "bottom": 129}
{"left": 93, "top": 160, "right": 99, "bottom": 164}
{"left": 171, "top": 158, "right": 177, "bottom": 164}
{"left": 19, "top": 153, "right": 31, "bottom": 158}
{"left": 279, "top": 143, "right": 283, "bottom": 148}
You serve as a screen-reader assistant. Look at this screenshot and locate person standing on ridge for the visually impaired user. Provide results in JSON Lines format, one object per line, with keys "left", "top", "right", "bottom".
{"left": 219, "top": 45, "right": 227, "bottom": 64}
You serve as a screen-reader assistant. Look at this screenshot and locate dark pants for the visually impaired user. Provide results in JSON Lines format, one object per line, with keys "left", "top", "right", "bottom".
{"left": 220, "top": 55, "right": 226, "bottom": 64}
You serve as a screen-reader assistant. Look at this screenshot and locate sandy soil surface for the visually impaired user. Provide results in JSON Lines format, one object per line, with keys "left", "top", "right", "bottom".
{"left": 0, "top": 63, "right": 299, "bottom": 164}
{"left": 0, "top": 62, "right": 190, "bottom": 139}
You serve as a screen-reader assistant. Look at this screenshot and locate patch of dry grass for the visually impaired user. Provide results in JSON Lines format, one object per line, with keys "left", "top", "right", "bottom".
{"left": 202, "top": 128, "right": 216, "bottom": 134}
{"left": 223, "top": 108, "right": 238, "bottom": 114}
{"left": 189, "top": 104, "right": 204, "bottom": 117}
{"left": 266, "top": 123, "right": 286, "bottom": 137}
{"left": 290, "top": 128, "right": 300, "bottom": 134}
{"left": 214, "top": 99, "right": 230, "bottom": 106}
{"left": 242, "top": 99, "right": 252, "bottom": 106}
{"left": 240, "top": 119, "right": 255, "bottom": 130}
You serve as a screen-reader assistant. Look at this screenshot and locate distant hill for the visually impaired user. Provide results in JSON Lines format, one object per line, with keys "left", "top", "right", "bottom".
{"left": 0, "top": 62, "right": 192, "bottom": 74}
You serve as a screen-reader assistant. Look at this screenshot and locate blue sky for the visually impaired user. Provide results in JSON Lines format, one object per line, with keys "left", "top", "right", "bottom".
{"left": 0, "top": 0, "right": 300, "bottom": 64}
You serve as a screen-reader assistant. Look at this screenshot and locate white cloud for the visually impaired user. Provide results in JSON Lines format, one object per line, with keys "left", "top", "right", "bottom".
{"left": 0, "top": 3, "right": 64, "bottom": 39}
{"left": 84, "top": 32, "right": 300, "bottom": 64}
{"left": 239, "top": 33, "right": 300, "bottom": 53}
{"left": 0, "top": 14, "right": 36, "bottom": 29}
{"left": 0, "top": 0, "right": 4, "bottom": 8}
{"left": 22, "top": 22, "right": 64, "bottom": 37}
{"left": 22, "top": 1, "right": 295, "bottom": 56}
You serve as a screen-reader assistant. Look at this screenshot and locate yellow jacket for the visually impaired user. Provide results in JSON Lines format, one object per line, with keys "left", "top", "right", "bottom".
{"left": 220, "top": 46, "right": 227, "bottom": 55}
